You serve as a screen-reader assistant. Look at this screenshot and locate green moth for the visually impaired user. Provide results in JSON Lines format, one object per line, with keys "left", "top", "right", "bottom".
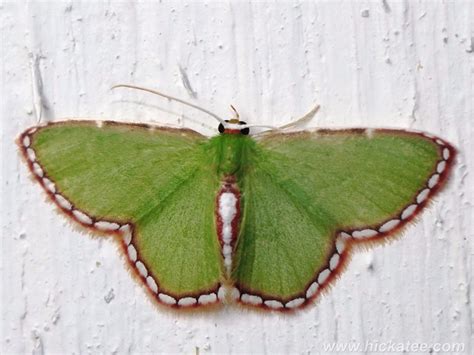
{"left": 18, "top": 86, "right": 456, "bottom": 311}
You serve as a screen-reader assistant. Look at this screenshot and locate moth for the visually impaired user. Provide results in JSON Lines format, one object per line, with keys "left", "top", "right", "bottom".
{"left": 18, "top": 85, "right": 456, "bottom": 311}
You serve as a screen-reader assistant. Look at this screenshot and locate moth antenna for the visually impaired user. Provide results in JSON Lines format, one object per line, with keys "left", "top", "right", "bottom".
{"left": 227, "top": 105, "right": 276, "bottom": 130}
{"left": 111, "top": 84, "right": 226, "bottom": 124}
{"left": 249, "top": 104, "right": 320, "bottom": 137}
{"left": 240, "top": 124, "right": 278, "bottom": 130}
{"left": 278, "top": 104, "right": 320, "bottom": 130}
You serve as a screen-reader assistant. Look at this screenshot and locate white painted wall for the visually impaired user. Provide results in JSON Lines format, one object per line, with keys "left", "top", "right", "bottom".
{"left": 1, "top": 1, "right": 472, "bottom": 354}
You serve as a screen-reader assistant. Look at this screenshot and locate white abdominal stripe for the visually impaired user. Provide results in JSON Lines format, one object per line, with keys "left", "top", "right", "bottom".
{"left": 238, "top": 134, "right": 454, "bottom": 311}
{"left": 20, "top": 129, "right": 219, "bottom": 309}
{"left": 217, "top": 191, "right": 239, "bottom": 274}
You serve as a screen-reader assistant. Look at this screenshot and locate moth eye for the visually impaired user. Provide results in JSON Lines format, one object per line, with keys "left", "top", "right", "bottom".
{"left": 239, "top": 121, "right": 249, "bottom": 135}
{"left": 218, "top": 123, "right": 225, "bottom": 133}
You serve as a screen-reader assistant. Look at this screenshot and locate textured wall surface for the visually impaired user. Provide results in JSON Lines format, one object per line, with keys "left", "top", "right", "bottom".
{"left": 1, "top": 1, "right": 472, "bottom": 354}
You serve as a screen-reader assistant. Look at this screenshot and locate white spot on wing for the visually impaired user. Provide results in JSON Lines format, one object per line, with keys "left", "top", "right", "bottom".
{"left": 72, "top": 209, "right": 93, "bottom": 225}
{"left": 23, "top": 135, "right": 31, "bottom": 147}
{"left": 401, "top": 204, "right": 417, "bottom": 220}
{"left": 42, "top": 177, "right": 56, "bottom": 193}
{"left": 27, "top": 148, "right": 36, "bottom": 161}
{"left": 32, "top": 162, "right": 43, "bottom": 177}
{"left": 317, "top": 269, "right": 331, "bottom": 284}
{"left": 379, "top": 219, "right": 400, "bottom": 233}
{"left": 136, "top": 261, "right": 148, "bottom": 278}
{"left": 340, "top": 232, "right": 352, "bottom": 239}
{"left": 127, "top": 244, "right": 137, "bottom": 262}
{"left": 306, "top": 282, "right": 319, "bottom": 298}
{"left": 352, "top": 229, "right": 378, "bottom": 239}
{"left": 198, "top": 293, "right": 217, "bottom": 305}
{"left": 146, "top": 276, "right": 158, "bottom": 293}
{"left": 428, "top": 174, "right": 440, "bottom": 188}
{"left": 329, "top": 254, "right": 340, "bottom": 270}
{"left": 241, "top": 294, "right": 263, "bottom": 305}
{"left": 264, "top": 300, "right": 284, "bottom": 309}
{"left": 285, "top": 298, "right": 305, "bottom": 309}
{"left": 443, "top": 148, "right": 450, "bottom": 160}
{"left": 178, "top": 297, "right": 197, "bottom": 306}
{"left": 159, "top": 293, "right": 176, "bottom": 305}
{"left": 437, "top": 161, "right": 446, "bottom": 173}
{"left": 120, "top": 224, "right": 132, "bottom": 245}
{"left": 55, "top": 194, "right": 72, "bottom": 210}
{"left": 335, "top": 237, "right": 346, "bottom": 254}
{"left": 416, "top": 188, "right": 430, "bottom": 204}
{"left": 95, "top": 221, "right": 120, "bottom": 231}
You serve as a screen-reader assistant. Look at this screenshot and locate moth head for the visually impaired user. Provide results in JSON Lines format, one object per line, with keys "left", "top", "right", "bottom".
{"left": 218, "top": 105, "right": 250, "bottom": 135}
{"left": 218, "top": 120, "right": 250, "bottom": 135}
